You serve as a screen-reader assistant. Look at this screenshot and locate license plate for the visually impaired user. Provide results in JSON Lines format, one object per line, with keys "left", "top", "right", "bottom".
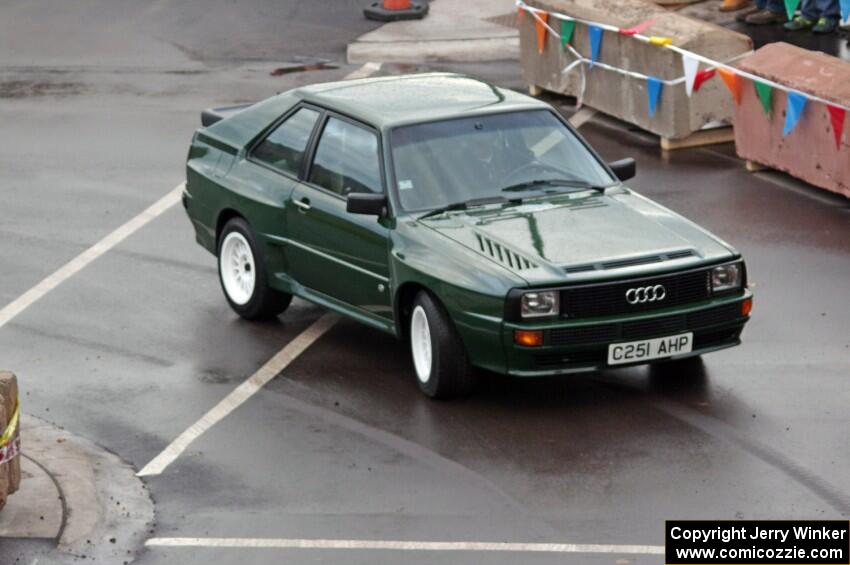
{"left": 607, "top": 332, "right": 693, "bottom": 365}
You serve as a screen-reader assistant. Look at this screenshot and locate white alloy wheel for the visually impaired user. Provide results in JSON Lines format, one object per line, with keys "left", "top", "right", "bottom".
{"left": 410, "top": 305, "right": 433, "bottom": 383}
{"left": 219, "top": 231, "right": 256, "bottom": 306}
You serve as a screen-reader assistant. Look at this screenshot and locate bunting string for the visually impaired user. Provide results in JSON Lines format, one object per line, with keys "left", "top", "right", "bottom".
{"left": 517, "top": 0, "right": 850, "bottom": 115}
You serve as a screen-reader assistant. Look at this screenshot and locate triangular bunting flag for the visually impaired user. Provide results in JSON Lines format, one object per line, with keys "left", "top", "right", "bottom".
{"left": 754, "top": 81, "right": 773, "bottom": 115}
{"left": 517, "top": 6, "right": 524, "bottom": 19}
{"left": 693, "top": 69, "right": 716, "bottom": 93}
{"left": 535, "top": 12, "right": 550, "bottom": 54}
{"left": 589, "top": 26, "right": 603, "bottom": 67}
{"left": 682, "top": 54, "right": 700, "bottom": 97}
{"left": 784, "top": 0, "right": 801, "bottom": 20}
{"left": 647, "top": 77, "right": 663, "bottom": 118}
{"left": 828, "top": 105, "right": 846, "bottom": 149}
{"left": 648, "top": 36, "right": 672, "bottom": 46}
{"left": 782, "top": 92, "right": 808, "bottom": 136}
{"left": 718, "top": 68, "right": 742, "bottom": 105}
{"left": 842, "top": 0, "right": 850, "bottom": 23}
{"left": 561, "top": 19, "right": 576, "bottom": 48}
{"left": 620, "top": 19, "right": 655, "bottom": 36}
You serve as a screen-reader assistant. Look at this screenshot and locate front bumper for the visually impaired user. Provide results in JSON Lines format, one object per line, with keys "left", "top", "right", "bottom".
{"left": 501, "top": 290, "right": 752, "bottom": 377}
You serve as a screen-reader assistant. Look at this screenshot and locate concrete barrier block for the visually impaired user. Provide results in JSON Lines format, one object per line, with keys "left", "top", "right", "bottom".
{"left": 519, "top": 0, "right": 752, "bottom": 140}
{"left": 0, "top": 371, "right": 21, "bottom": 510}
{"left": 734, "top": 42, "right": 850, "bottom": 199}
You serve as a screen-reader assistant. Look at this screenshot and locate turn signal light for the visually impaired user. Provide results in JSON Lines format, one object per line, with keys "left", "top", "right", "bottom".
{"left": 741, "top": 297, "right": 753, "bottom": 317}
{"left": 514, "top": 330, "right": 544, "bottom": 347}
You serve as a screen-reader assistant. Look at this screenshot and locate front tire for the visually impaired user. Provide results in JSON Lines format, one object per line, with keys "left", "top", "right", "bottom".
{"left": 218, "top": 217, "right": 291, "bottom": 320}
{"left": 409, "top": 292, "right": 476, "bottom": 399}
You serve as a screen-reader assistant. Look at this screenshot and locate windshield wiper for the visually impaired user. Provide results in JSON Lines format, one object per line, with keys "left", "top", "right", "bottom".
{"left": 418, "top": 196, "right": 507, "bottom": 220}
{"left": 500, "top": 178, "right": 606, "bottom": 194}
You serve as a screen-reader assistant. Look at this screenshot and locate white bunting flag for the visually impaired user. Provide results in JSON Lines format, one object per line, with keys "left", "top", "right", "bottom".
{"left": 682, "top": 54, "right": 700, "bottom": 97}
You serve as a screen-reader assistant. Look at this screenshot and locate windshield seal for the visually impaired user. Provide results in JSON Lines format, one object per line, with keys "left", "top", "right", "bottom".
{"left": 387, "top": 108, "right": 617, "bottom": 215}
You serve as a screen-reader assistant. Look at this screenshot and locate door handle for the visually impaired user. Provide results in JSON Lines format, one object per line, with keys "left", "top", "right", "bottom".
{"left": 293, "top": 198, "right": 311, "bottom": 212}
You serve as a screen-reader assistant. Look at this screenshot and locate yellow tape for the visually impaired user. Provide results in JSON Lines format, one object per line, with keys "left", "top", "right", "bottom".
{"left": 0, "top": 403, "right": 20, "bottom": 447}
{"left": 648, "top": 36, "right": 673, "bottom": 46}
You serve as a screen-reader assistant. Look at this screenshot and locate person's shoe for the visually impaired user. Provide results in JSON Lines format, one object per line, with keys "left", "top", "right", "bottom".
{"left": 784, "top": 15, "right": 816, "bottom": 30}
{"left": 735, "top": 5, "right": 762, "bottom": 21}
{"left": 812, "top": 17, "right": 839, "bottom": 33}
{"left": 720, "top": 0, "right": 752, "bottom": 12}
{"left": 745, "top": 9, "right": 787, "bottom": 24}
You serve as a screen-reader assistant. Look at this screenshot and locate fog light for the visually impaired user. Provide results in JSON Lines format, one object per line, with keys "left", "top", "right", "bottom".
{"left": 514, "top": 330, "right": 544, "bottom": 347}
{"left": 741, "top": 297, "right": 753, "bottom": 317}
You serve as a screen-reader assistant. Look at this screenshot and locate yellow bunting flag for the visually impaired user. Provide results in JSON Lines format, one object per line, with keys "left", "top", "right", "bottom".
{"left": 717, "top": 68, "right": 742, "bottom": 105}
{"left": 535, "top": 12, "right": 550, "bottom": 54}
{"left": 648, "top": 36, "right": 672, "bottom": 46}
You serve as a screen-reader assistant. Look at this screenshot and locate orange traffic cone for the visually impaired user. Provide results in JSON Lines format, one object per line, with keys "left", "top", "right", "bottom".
{"left": 364, "top": 0, "right": 428, "bottom": 21}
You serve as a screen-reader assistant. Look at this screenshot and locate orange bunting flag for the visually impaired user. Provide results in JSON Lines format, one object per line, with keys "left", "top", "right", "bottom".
{"left": 717, "top": 68, "right": 742, "bottom": 105}
{"left": 535, "top": 12, "right": 550, "bottom": 54}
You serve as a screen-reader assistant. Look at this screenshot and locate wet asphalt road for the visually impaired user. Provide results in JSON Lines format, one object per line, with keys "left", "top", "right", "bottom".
{"left": 2, "top": 2, "right": 850, "bottom": 564}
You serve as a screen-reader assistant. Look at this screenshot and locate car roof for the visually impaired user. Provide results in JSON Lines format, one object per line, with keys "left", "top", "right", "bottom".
{"left": 294, "top": 72, "right": 549, "bottom": 129}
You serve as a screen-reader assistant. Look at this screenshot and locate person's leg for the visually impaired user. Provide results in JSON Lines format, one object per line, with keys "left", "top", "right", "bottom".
{"left": 811, "top": 0, "right": 839, "bottom": 32}
{"left": 817, "top": 0, "right": 840, "bottom": 20}
{"left": 736, "top": 0, "right": 763, "bottom": 20}
{"left": 800, "top": 0, "right": 820, "bottom": 19}
{"left": 746, "top": 0, "right": 786, "bottom": 24}
{"left": 785, "top": 0, "right": 817, "bottom": 29}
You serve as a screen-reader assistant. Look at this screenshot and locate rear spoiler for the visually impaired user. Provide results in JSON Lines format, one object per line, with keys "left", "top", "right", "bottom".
{"left": 201, "top": 103, "right": 254, "bottom": 127}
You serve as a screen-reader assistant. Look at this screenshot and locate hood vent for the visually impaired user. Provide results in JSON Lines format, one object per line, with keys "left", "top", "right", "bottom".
{"left": 666, "top": 249, "right": 696, "bottom": 260}
{"left": 474, "top": 234, "right": 537, "bottom": 271}
{"left": 601, "top": 255, "right": 663, "bottom": 270}
{"left": 564, "top": 250, "right": 696, "bottom": 274}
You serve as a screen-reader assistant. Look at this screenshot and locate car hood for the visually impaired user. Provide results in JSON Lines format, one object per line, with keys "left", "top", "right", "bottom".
{"left": 417, "top": 189, "right": 737, "bottom": 286}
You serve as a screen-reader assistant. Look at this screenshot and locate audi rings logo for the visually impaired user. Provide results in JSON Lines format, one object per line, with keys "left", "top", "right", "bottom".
{"left": 625, "top": 285, "right": 666, "bottom": 304}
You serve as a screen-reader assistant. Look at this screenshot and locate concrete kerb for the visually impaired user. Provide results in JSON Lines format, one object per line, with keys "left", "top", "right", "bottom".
{"left": 0, "top": 416, "right": 155, "bottom": 563}
{"left": 347, "top": 0, "right": 520, "bottom": 64}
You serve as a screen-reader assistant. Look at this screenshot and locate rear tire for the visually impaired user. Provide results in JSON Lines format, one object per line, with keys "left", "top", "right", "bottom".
{"left": 409, "top": 291, "right": 476, "bottom": 399}
{"left": 218, "top": 217, "right": 292, "bottom": 320}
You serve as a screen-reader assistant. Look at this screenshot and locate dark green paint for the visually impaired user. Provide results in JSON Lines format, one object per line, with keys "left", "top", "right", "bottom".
{"left": 184, "top": 73, "right": 749, "bottom": 377}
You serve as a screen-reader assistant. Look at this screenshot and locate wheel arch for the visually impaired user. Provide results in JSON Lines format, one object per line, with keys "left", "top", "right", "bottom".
{"left": 216, "top": 208, "right": 245, "bottom": 252}
{"left": 394, "top": 281, "right": 437, "bottom": 340}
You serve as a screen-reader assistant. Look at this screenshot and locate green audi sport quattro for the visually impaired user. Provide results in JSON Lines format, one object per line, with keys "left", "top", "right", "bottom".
{"left": 183, "top": 73, "right": 752, "bottom": 398}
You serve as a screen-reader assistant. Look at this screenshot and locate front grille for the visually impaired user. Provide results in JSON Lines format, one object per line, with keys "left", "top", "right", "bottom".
{"left": 548, "top": 302, "right": 743, "bottom": 347}
{"left": 550, "top": 324, "right": 618, "bottom": 344}
{"left": 560, "top": 267, "right": 711, "bottom": 319}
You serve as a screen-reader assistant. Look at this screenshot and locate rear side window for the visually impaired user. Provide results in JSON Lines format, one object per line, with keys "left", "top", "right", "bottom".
{"left": 252, "top": 108, "right": 320, "bottom": 175}
{"left": 308, "top": 117, "right": 382, "bottom": 196}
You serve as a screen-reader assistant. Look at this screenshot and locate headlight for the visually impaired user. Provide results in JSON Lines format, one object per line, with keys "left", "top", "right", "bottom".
{"left": 711, "top": 263, "right": 742, "bottom": 293}
{"left": 520, "top": 290, "right": 560, "bottom": 318}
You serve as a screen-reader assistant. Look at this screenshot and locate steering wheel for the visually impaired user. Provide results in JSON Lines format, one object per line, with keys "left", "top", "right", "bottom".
{"left": 500, "top": 161, "right": 571, "bottom": 187}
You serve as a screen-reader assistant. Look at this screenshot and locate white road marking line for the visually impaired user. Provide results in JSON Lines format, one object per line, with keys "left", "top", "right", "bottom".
{"left": 0, "top": 63, "right": 383, "bottom": 331}
{"left": 344, "top": 62, "right": 382, "bottom": 80}
{"left": 137, "top": 313, "right": 339, "bottom": 477}
{"left": 0, "top": 184, "right": 184, "bottom": 330}
{"left": 146, "top": 537, "right": 664, "bottom": 555}
{"left": 568, "top": 108, "right": 597, "bottom": 129}
{"left": 137, "top": 60, "right": 380, "bottom": 477}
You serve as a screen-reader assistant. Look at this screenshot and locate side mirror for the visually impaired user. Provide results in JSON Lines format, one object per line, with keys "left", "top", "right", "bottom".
{"left": 347, "top": 193, "right": 387, "bottom": 216}
{"left": 609, "top": 158, "right": 636, "bottom": 182}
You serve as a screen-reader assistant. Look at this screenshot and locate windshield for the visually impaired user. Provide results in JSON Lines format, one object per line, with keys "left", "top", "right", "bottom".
{"left": 390, "top": 110, "right": 614, "bottom": 213}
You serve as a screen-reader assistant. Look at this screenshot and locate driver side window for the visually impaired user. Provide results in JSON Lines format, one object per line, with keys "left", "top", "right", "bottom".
{"left": 309, "top": 117, "right": 383, "bottom": 196}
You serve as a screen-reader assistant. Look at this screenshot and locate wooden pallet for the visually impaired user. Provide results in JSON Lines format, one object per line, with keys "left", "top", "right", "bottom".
{"left": 660, "top": 127, "right": 735, "bottom": 151}
{"left": 745, "top": 160, "right": 767, "bottom": 172}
